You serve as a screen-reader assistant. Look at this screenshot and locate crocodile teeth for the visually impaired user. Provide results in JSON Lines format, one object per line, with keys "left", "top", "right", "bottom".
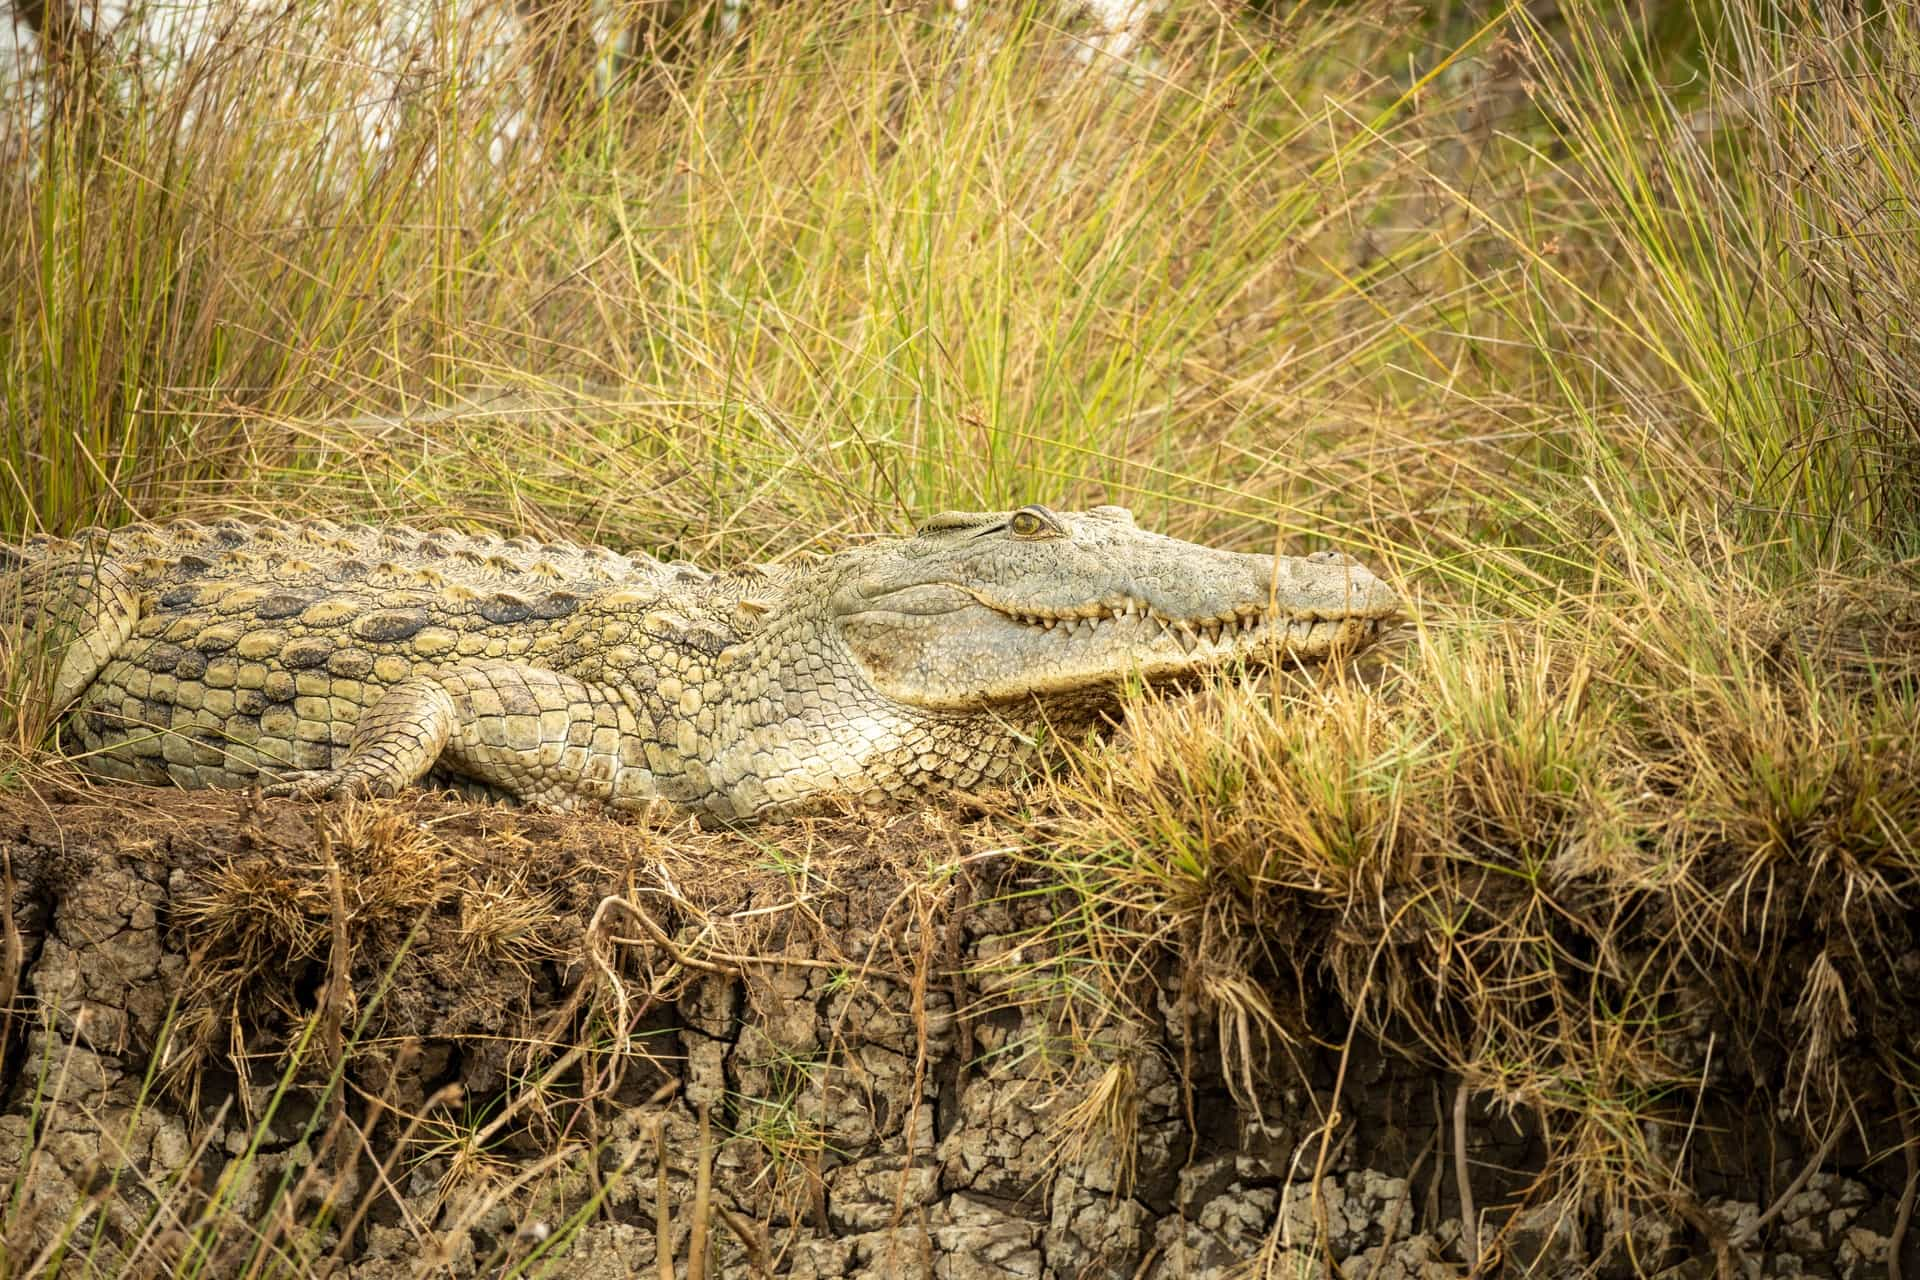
{"left": 1174, "top": 624, "right": 1199, "bottom": 654}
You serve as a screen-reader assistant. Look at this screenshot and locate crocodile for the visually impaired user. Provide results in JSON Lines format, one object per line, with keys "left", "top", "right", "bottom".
{"left": 2, "top": 505, "right": 1400, "bottom": 820}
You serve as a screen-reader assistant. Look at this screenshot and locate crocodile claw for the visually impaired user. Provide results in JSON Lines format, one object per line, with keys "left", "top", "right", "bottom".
{"left": 261, "top": 769, "right": 364, "bottom": 801}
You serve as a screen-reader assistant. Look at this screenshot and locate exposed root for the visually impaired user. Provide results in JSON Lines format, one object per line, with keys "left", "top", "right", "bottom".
{"left": 1728, "top": 1121, "right": 1844, "bottom": 1249}
{"left": 0, "top": 849, "right": 18, "bottom": 1055}
{"left": 689, "top": 1101, "right": 714, "bottom": 1280}
{"left": 1455, "top": 1080, "right": 1480, "bottom": 1272}
{"left": 655, "top": 1112, "right": 673, "bottom": 1280}
{"left": 1890, "top": 1104, "right": 1916, "bottom": 1280}
{"left": 716, "top": 1203, "right": 771, "bottom": 1277}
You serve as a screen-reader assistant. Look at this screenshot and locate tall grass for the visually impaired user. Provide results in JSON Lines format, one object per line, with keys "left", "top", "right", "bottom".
{"left": 3, "top": 0, "right": 1918, "bottom": 1267}
{"left": 6, "top": 0, "right": 1912, "bottom": 560}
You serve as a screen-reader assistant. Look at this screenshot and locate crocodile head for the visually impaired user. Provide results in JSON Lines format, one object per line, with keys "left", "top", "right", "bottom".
{"left": 827, "top": 504, "right": 1401, "bottom": 714}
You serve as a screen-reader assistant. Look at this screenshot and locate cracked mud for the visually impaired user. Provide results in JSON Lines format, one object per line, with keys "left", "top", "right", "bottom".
{"left": 1, "top": 786, "right": 1914, "bottom": 1278}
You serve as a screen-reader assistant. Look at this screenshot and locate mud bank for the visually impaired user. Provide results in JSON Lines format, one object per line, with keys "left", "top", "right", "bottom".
{"left": 2, "top": 787, "right": 1914, "bottom": 1278}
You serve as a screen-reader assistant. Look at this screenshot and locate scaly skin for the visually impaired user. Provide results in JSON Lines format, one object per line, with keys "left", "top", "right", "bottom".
{"left": 3, "top": 505, "right": 1401, "bottom": 820}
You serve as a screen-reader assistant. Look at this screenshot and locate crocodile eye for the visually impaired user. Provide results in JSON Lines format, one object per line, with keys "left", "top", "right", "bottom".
{"left": 1009, "top": 508, "right": 1059, "bottom": 539}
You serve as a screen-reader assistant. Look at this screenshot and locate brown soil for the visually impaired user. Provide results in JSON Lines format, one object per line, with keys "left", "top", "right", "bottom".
{"left": 2, "top": 781, "right": 1915, "bottom": 1278}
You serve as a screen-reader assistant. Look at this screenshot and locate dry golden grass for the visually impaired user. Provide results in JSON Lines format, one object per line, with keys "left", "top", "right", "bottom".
{"left": 1023, "top": 565, "right": 1918, "bottom": 1237}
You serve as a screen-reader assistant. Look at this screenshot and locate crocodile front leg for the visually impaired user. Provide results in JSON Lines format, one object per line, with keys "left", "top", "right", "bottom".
{"left": 262, "top": 675, "right": 455, "bottom": 800}
{"left": 263, "top": 660, "right": 656, "bottom": 810}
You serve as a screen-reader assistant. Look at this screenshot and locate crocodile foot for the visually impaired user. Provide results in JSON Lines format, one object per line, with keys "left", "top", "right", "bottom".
{"left": 261, "top": 770, "right": 379, "bottom": 801}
